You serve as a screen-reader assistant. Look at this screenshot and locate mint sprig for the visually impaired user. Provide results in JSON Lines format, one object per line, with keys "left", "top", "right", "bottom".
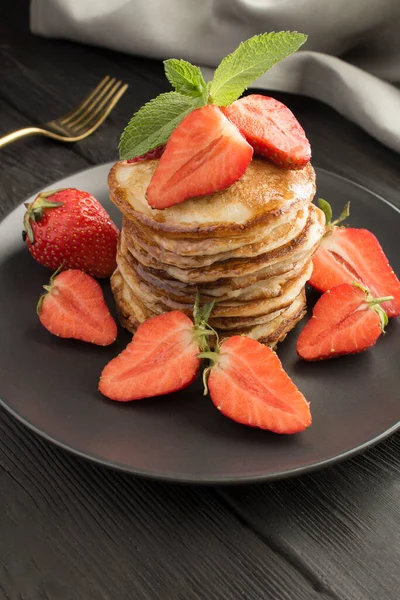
{"left": 209, "top": 31, "right": 307, "bottom": 106}
{"left": 164, "top": 59, "right": 207, "bottom": 101}
{"left": 119, "top": 31, "right": 307, "bottom": 160}
{"left": 119, "top": 92, "right": 204, "bottom": 160}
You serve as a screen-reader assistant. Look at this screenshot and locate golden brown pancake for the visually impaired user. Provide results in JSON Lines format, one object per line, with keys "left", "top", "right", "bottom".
{"left": 122, "top": 207, "right": 309, "bottom": 268}
{"left": 108, "top": 155, "right": 324, "bottom": 346}
{"left": 123, "top": 205, "right": 324, "bottom": 284}
{"left": 109, "top": 158, "right": 316, "bottom": 236}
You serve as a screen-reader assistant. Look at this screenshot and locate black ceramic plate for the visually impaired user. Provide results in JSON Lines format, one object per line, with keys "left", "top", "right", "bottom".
{"left": 0, "top": 164, "right": 399, "bottom": 484}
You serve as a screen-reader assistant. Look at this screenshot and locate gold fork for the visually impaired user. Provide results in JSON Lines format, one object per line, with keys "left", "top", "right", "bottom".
{"left": 0, "top": 76, "right": 128, "bottom": 149}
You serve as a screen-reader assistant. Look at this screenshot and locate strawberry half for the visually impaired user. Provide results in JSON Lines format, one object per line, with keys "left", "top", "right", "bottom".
{"left": 99, "top": 299, "right": 215, "bottom": 401}
{"left": 38, "top": 269, "right": 117, "bottom": 346}
{"left": 23, "top": 188, "right": 119, "bottom": 278}
{"left": 309, "top": 200, "right": 400, "bottom": 317}
{"left": 222, "top": 94, "right": 311, "bottom": 169}
{"left": 99, "top": 311, "right": 201, "bottom": 401}
{"left": 297, "top": 283, "right": 392, "bottom": 361}
{"left": 203, "top": 336, "right": 311, "bottom": 434}
{"left": 146, "top": 105, "right": 253, "bottom": 209}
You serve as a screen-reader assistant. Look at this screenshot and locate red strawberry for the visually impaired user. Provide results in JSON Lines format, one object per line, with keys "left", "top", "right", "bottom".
{"left": 297, "top": 283, "right": 392, "bottom": 361}
{"left": 309, "top": 200, "right": 400, "bottom": 317}
{"left": 38, "top": 269, "right": 117, "bottom": 346}
{"left": 146, "top": 105, "right": 253, "bottom": 209}
{"left": 204, "top": 336, "right": 311, "bottom": 434}
{"left": 99, "top": 311, "right": 201, "bottom": 401}
{"left": 222, "top": 94, "right": 311, "bottom": 169}
{"left": 127, "top": 145, "right": 165, "bottom": 163}
{"left": 23, "top": 188, "right": 119, "bottom": 278}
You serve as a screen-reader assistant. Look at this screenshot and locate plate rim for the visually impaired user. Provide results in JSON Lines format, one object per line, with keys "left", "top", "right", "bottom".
{"left": 1, "top": 398, "right": 399, "bottom": 485}
{"left": 1, "top": 163, "right": 399, "bottom": 485}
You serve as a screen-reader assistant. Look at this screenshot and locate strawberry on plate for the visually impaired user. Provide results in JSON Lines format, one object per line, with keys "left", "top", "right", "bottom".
{"left": 23, "top": 188, "right": 119, "bottom": 278}
{"left": 297, "top": 283, "right": 392, "bottom": 361}
{"left": 309, "top": 200, "right": 400, "bottom": 317}
{"left": 99, "top": 298, "right": 215, "bottom": 401}
{"left": 202, "top": 336, "right": 311, "bottom": 434}
{"left": 99, "top": 311, "right": 201, "bottom": 401}
{"left": 146, "top": 105, "right": 253, "bottom": 209}
{"left": 38, "top": 269, "right": 117, "bottom": 346}
{"left": 222, "top": 94, "right": 311, "bottom": 169}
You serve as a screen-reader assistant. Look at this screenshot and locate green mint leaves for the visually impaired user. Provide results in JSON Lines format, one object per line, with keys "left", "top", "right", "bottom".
{"left": 119, "top": 92, "right": 204, "bottom": 160}
{"left": 164, "top": 59, "right": 208, "bottom": 101}
{"left": 209, "top": 32, "right": 306, "bottom": 106}
{"left": 119, "top": 31, "right": 307, "bottom": 160}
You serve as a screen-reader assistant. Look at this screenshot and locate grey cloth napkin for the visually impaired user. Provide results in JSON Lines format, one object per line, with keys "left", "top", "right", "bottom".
{"left": 30, "top": 0, "right": 400, "bottom": 153}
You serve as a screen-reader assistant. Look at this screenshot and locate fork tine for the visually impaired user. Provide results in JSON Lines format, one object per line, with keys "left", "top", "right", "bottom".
{"left": 74, "top": 84, "right": 129, "bottom": 137}
{"left": 59, "top": 75, "right": 112, "bottom": 125}
{"left": 65, "top": 78, "right": 118, "bottom": 129}
{"left": 71, "top": 81, "right": 127, "bottom": 134}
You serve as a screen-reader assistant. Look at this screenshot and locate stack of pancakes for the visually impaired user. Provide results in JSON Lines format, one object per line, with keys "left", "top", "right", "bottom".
{"left": 108, "top": 158, "right": 325, "bottom": 347}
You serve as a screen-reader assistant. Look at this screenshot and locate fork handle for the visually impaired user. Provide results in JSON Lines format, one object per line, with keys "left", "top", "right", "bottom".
{"left": 0, "top": 127, "right": 44, "bottom": 149}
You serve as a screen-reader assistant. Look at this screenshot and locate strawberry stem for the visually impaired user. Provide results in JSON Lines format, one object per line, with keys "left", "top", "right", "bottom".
{"left": 368, "top": 296, "right": 394, "bottom": 306}
{"left": 331, "top": 201, "right": 350, "bottom": 227}
{"left": 192, "top": 292, "right": 218, "bottom": 352}
{"left": 23, "top": 190, "right": 64, "bottom": 244}
{"left": 352, "top": 282, "right": 393, "bottom": 332}
{"left": 202, "top": 366, "right": 212, "bottom": 396}
{"left": 318, "top": 199, "right": 350, "bottom": 235}
{"left": 36, "top": 265, "right": 64, "bottom": 315}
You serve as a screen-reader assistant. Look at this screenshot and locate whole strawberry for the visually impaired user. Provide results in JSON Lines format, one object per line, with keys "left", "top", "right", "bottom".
{"left": 23, "top": 188, "right": 119, "bottom": 278}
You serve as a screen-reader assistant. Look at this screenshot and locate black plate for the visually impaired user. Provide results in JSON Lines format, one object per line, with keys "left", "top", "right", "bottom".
{"left": 0, "top": 164, "right": 399, "bottom": 484}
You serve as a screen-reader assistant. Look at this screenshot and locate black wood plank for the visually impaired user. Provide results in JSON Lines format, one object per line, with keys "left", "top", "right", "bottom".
{"left": 0, "top": 99, "right": 89, "bottom": 219}
{"left": 0, "top": 5, "right": 166, "bottom": 166}
{"left": 0, "top": 410, "right": 334, "bottom": 600}
{"left": 217, "top": 431, "right": 400, "bottom": 600}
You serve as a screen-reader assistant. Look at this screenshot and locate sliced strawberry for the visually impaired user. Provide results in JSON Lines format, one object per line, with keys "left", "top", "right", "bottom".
{"left": 206, "top": 336, "right": 311, "bottom": 434}
{"left": 38, "top": 269, "right": 117, "bottom": 346}
{"left": 127, "top": 145, "right": 165, "bottom": 163}
{"left": 99, "top": 311, "right": 201, "bottom": 401}
{"left": 146, "top": 105, "right": 253, "bottom": 209}
{"left": 310, "top": 228, "right": 400, "bottom": 317}
{"left": 297, "top": 283, "right": 392, "bottom": 361}
{"left": 222, "top": 94, "right": 311, "bottom": 169}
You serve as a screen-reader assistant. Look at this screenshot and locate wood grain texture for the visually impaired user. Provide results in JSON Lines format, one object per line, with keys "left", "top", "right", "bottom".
{"left": 217, "top": 432, "right": 400, "bottom": 600}
{"left": 0, "top": 411, "right": 333, "bottom": 600}
{"left": 1, "top": 1, "right": 400, "bottom": 599}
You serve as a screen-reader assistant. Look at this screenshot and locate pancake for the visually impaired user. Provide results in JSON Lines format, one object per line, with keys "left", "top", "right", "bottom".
{"left": 122, "top": 206, "right": 310, "bottom": 268}
{"left": 112, "top": 267, "right": 306, "bottom": 348}
{"left": 124, "top": 204, "right": 324, "bottom": 283}
{"left": 109, "top": 155, "right": 324, "bottom": 348}
{"left": 109, "top": 158, "right": 316, "bottom": 236}
{"left": 116, "top": 240, "right": 313, "bottom": 318}
{"left": 117, "top": 230, "right": 313, "bottom": 303}
{"left": 124, "top": 199, "right": 309, "bottom": 256}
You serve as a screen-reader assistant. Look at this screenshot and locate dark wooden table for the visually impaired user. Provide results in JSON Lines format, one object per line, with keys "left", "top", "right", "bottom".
{"left": 1, "top": 2, "right": 400, "bottom": 599}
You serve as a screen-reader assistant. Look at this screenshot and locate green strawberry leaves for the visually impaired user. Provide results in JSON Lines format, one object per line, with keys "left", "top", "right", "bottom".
{"left": 318, "top": 198, "right": 351, "bottom": 231}
{"left": 119, "top": 31, "right": 307, "bottom": 160}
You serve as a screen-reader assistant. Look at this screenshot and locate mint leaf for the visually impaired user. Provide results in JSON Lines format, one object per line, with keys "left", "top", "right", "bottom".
{"left": 119, "top": 92, "right": 204, "bottom": 160}
{"left": 209, "top": 31, "right": 307, "bottom": 106}
{"left": 164, "top": 59, "right": 207, "bottom": 101}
